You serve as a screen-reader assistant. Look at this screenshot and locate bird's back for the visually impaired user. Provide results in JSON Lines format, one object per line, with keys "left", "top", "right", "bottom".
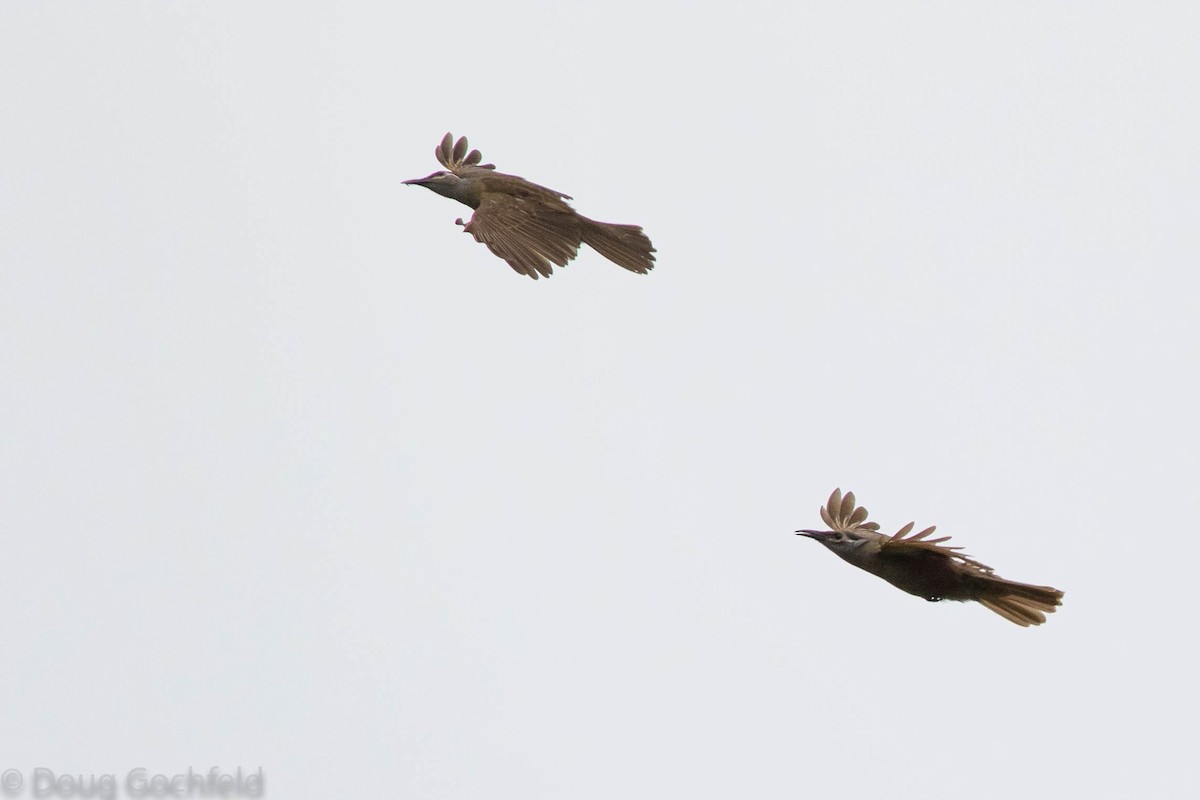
{"left": 473, "top": 169, "right": 574, "bottom": 204}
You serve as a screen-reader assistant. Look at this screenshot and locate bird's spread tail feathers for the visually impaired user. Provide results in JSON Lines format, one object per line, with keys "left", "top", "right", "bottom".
{"left": 581, "top": 218, "right": 656, "bottom": 274}
{"left": 974, "top": 577, "right": 1064, "bottom": 627}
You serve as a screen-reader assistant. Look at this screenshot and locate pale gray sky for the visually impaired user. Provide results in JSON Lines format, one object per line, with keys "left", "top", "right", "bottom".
{"left": 2, "top": 2, "right": 1198, "bottom": 798}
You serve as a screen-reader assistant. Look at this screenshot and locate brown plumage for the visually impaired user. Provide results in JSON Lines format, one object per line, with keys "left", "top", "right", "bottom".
{"left": 403, "top": 133, "right": 656, "bottom": 280}
{"left": 796, "top": 488, "right": 1064, "bottom": 627}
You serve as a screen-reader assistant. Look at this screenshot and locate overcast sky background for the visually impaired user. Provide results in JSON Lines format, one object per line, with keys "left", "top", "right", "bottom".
{"left": 2, "top": 3, "right": 1198, "bottom": 798}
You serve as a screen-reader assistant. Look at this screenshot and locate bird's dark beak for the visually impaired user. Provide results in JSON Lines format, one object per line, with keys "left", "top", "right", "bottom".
{"left": 403, "top": 172, "right": 439, "bottom": 186}
{"left": 795, "top": 529, "right": 827, "bottom": 539}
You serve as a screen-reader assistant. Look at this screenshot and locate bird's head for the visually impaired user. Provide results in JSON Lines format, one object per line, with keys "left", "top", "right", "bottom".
{"left": 403, "top": 169, "right": 486, "bottom": 208}
{"left": 795, "top": 488, "right": 882, "bottom": 559}
{"left": 403, "top": 132, "right": 495, "bottom": 207}
{"left": 795, "top": 527, "right": 874, "bottom": 555}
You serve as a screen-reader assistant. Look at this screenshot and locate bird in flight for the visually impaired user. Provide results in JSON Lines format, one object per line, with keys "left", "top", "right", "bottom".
{"left": 403, "top": 133, "right": 656, "bottom": 280}
{"left": 796, "top": 488, "right": 1064, "bottom": 626}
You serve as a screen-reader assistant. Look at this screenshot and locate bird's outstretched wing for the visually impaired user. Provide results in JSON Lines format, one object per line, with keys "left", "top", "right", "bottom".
{"left": 461, "top": 193, "right": 583, "bottom": 279}
{"left": 435, "top": 132, "right": 495, "bottom": 172}
{"left": 819, "top": 488, "right": 881, "bottom": 533}
{"left": 879, "top": 519, "right": 995, "bottom": 574}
